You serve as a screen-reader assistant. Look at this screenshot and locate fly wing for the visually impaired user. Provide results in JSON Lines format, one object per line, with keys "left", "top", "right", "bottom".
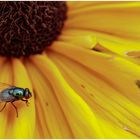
{"left": 0, "top": 82, "right": 15, "bottom": 92}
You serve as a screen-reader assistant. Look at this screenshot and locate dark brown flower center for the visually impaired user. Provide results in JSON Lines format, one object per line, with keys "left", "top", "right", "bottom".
{"left": 0, "top": 1, "right": 67, "bottom": 57}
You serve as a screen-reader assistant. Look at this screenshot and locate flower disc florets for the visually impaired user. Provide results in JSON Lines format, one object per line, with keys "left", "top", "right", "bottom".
{"left": 0, "top": 1, "right": 67, "bottom": 57}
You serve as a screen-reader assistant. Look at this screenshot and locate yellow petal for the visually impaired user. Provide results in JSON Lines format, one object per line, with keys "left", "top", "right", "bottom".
{"left": 67, "top": 1, "right": 99, "bottom": 9}
{"left": 30, "top": 55, "right": 104, "bottom": 138}
{"left": 49, "top": 44, "right": 140, "bottom": 115}
{"left": 0, "top": 58, "right": 11, "bottom": 138}
{"left": 59, "top": 34, "right": 97, "bottom": 49}
{"left": 126, "top": 50, "right": 140, "bottom": 58}
{"left": 10, "top": 58, "right": 35, "bottom": 138}
{"left": 66, "top": 2, "right": 140, "bottom": 40}
{"left": 48, "top": 50, "right": 140, "bottom": 138}
{"left": 50, "top": 43, "right": 140, "bottom": 84}
{"left": 68, "top": 2, "right": 140, "bottom": 16}
{"left": 0, "top": 58, "right": 35, "bottom": 138}
{"left": 91, "top": 31, "right": 140, "bottom": 57}
{"left": 62, "top": 27, "right": 140, "bottom": 58}
{"left": 25, "top": 59, "right": 73, "bottom": 138}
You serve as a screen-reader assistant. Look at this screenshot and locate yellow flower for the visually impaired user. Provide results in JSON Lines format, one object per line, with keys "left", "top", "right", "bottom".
{"left": 0, "top": 1, "right": 140, "bottom": 138}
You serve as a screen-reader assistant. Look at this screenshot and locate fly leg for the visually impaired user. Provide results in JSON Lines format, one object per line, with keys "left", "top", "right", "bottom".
{"left": 0, "top": 102, "right": 7, "bottom": 112}
{"left": 21, "top": 99, "right": 29, "bottom": 106}
{"left": 11, "top": 101, "right": 18, "bottom": 117}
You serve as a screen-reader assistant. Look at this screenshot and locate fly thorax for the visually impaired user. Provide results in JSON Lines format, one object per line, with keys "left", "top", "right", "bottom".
{"left": 13, "top": 88, "right": 24, "bottom": 99}
{"left": 9, "top": 89, "right": 14, "bottom": 95}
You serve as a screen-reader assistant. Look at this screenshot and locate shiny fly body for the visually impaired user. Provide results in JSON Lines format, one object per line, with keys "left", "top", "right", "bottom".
{"left": 0, "top": 83, "right": 32, "bottom": 117}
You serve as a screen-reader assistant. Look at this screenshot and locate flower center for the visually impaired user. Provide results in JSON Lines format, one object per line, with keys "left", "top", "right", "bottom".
{"left": 0, "top": 2, "right": 67, "bottom": 57}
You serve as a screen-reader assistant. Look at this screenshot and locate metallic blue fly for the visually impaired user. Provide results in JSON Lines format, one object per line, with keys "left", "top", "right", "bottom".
{"left": 0, "top": 83, "right": 32, "bottom": 117}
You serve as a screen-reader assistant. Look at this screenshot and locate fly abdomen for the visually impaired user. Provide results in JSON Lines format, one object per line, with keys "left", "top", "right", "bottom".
{"left": 0, "top": 88, "right": 15, "bottom": 102}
